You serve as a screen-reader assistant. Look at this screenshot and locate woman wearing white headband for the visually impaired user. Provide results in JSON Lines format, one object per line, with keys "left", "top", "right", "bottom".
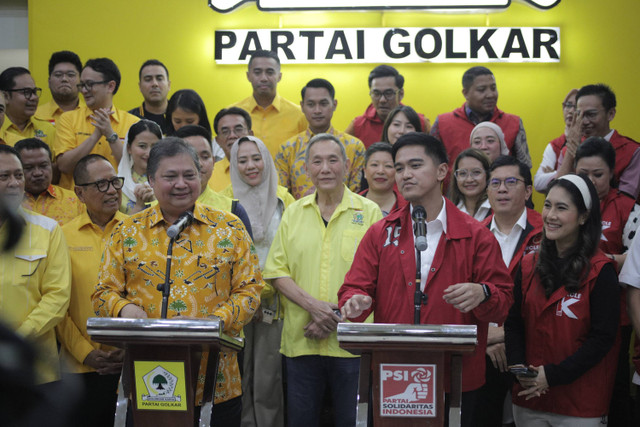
{"left": 505, "top": 174, "right": 621, "bottom": 426}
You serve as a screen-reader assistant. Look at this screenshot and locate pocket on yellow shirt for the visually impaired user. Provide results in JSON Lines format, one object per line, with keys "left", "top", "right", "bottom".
{"left": 14, "top": 250, "right": 47, "bottom": 281}
{"left": 340, "top": 230, "right": 365, "bottom": 262}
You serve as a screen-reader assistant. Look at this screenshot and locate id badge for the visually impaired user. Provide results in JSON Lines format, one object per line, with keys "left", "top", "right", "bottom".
{"left": 262, "top": 308, "right": 275, "bottom": 324}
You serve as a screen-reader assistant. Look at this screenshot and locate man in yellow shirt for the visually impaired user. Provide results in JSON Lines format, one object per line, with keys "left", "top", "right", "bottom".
{"left": 58, "top": 154, "right": 126, "bottom": 427}
{"left": 92, "top": 138, "right": 263, "bottom": 426}
{"left": 209, "top": 107, "right": 253, "bottom": 192}
{"left": 0, "top": 67, "right": 55, "bottom": 147}
{"left": 0, "top": 144, "right": 71, "bottom": 385}
{"left": 0, "top": 91, "right": 6, "bottom": 144}
{"left": 15, "top": 138, "right": 84, "bottom": 225}
{"left": 264, "top": 134, "right": 382, "bottom": 427}
{"left": 53, "top": 57, "right": 139, "bottom": 189}
{"left": 231, "top": 50, "right": 307, "bottom": 158}
{"left": 35, "top": 51, "right": 84, "bottom": 127}
{"left": 276, "top": 78, "right": 366, "bottom": 199}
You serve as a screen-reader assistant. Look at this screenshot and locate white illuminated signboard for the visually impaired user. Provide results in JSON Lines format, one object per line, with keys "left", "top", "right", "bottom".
{"left": 215, "top": 27, "right": 560, "bottom": 64}
{"left": 209, "top": 0, "right": 561, "bottom": 13}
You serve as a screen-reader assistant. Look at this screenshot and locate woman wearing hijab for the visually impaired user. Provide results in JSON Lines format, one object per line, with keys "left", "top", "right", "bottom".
{"left": 470, "top": 121, "right": 510, "bottom": 163}
{"left": 224, "top": 135, "right": 294, "bottom": 427}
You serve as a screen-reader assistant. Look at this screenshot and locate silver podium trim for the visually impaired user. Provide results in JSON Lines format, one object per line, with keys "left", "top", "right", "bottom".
{"left": 337, "top": 323, "right": 478, "bottom": 345}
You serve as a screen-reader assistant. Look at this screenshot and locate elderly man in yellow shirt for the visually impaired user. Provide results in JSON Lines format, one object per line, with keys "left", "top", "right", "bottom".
{"left": 231, "top": 50, "right": 307, "bottom": 158}
{"left": 92, "top": 138, "right": 263, "bottom": 426}
{"left": 58, "top": 154, "right": 127, "bottom": 427}
{"left": 15, "top": 138, "right": 84, "bottom": 225}
{"left": 53, "top": 57, "right": 139, "bottom": 189}
{"left": 276, "top": 78, "right": 366, "bottom": 199}
{"left": 0, "top": 144, "right": 71, "bottom": 385}
{"left": 0, "top": 67, "right": 56, "bottom": 147}
{"left": 264, "top": 133, "right": 382, "bottom": 427}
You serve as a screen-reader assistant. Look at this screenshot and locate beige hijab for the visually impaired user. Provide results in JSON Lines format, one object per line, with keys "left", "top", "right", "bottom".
{"left": 229, "top": 136, "right": 278, "bottom": 242}
{"left": 469, "top": 121, "right": 509, "bottom": 157}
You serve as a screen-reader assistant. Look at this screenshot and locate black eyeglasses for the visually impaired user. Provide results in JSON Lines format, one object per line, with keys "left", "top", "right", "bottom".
{"left": 370, "top": 89, "right": 399, "bottom": 100}
{"left": 489, "top": 177, "right": 525, "bottom": 190}
{"left": 5, "top": 87, "right": 42, "bottom": 99}
{"left": 76, "top": 177, "right": 125, "bottom": 192}
{"left": 76, "top": 80, "right": 110, "bottom": 91}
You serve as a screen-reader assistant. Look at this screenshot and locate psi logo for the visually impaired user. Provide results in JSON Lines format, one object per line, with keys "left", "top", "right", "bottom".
{"left": 380, "top": 364, "right": 436, "bottom": 417}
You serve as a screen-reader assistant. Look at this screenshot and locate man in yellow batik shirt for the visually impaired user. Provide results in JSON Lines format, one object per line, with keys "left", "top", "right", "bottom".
{"left": 16, "top": 138, "right": 84, "bottom": 225}
{"left": 58, "top": 154, "right": 127, "bottom": 427}
{"left": 92, "top": 138, "right": 262, "bottom": 426}
{"left": 53, "top": 57, "right": 139, "bottom": 189}
{"left": 231, "top": 50, "right": 307, "bottom": 158}
{"left": 275, "top": 79, "right": 365, "bottom": 199}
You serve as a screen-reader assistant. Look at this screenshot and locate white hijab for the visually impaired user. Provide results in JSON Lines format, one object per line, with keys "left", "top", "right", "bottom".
{"left": 117, "top": 134, "right": 147, "bottom": 203}
{"left": 229, "top": 136, "right": 278, "bottom": 242}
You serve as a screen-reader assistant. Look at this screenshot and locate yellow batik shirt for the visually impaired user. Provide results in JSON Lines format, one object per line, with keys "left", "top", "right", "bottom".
{"left": 22, "top": 184, "right": 86, "bottom": 226}
{"left": 92, "top": 203, "right": 263, "bottom": 404}
{"left": 275, "top": 127, "right": 366, "bottom": 199}
{"left": 58, "top": 210, "right": 127, "bottom": 373}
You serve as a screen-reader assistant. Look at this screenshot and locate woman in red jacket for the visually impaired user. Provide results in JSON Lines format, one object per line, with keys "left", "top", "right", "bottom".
{"left": 505, "top": 174, "right": 620, "bottom": 426}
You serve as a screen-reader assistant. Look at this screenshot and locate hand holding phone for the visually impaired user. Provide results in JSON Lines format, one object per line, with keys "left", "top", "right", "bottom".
{"left": 508, "top": 364, "right": 538, "bottom": 378}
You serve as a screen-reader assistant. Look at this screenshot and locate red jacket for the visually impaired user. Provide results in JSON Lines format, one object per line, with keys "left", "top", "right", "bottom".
{"left": 338, "top": 199, "right": 514, "bottom": 392}
{"left": 549, "top": 134, "right": 566, "bottom": 169}
{"left": 511, "top": 252, "right": 619, "bottom": 417}
{"left": 351, "top": 104, "right": 429, "bottom": 148}
{"left": 481, "top": 208, "right": 543, "bottom": 278}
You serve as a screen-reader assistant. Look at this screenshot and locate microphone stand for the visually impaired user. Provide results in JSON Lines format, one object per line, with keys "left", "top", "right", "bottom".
{"left": 158, "top": 237, "right": 176, "bottom": 319}
{"left": 413, "top": 247, "right": 428, "bottom": 324}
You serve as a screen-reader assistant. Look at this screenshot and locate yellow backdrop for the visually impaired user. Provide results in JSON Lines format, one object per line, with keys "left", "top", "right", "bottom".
{"left": 28, "top": 0, "right": 640, "bottom": 207}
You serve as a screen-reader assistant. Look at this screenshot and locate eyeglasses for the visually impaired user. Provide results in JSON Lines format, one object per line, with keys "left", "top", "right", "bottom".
{"left": 76, "top": 80, "right": 109, "bottom": 91}
{"left": 489, "top": 177, "right": 525, "bottom": 190}
{"left": 219, "top": 125, "right": 248, "bottom": 138}
{"left": 562, "top": 102, "right": 576, "bottom": 110}
{"left": 370, "top": 89, "right": 399, "bottom": 100}
{"left": 76, "top": 177, "right": 124, "bottom": 192}
{"left": 52, "top": 71, "right": 78, "bottom": 80}
{"left": 454, "top": 168, "right": 485, "bottom": 180}
{"left": 5, "top": 87, "right": 42, "bottom": 99}
{"left": 580, "top": 109, "right": 601, "bottom": 121}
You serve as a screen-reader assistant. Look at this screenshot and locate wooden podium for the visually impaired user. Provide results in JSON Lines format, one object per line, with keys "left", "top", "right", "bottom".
{"left": 337, "top": 323, "right": 477, "bottom": 427}
{"left": 87, "top": 317, "right": 243, "bottom": 427}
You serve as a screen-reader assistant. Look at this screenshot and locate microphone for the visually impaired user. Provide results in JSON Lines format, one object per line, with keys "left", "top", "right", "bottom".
{"left": 167, "top": 211, "right": 194, "bottom": 239}
{"left": 412, "top": 205, "right": 428, "bottom": 251}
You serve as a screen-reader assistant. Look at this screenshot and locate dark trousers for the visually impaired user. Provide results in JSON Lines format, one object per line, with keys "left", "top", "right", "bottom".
{"left": 474, "top": 355, "right": 512, "bottom": 427}
{"left": 70, "top": 372, "right": 120, "bottom": 427}
{"left": 444, "top": 389, "right": 478, "bottom": 427}
{"left": 194, "top": 396, "right": 242, "bottom": 427}
{"left": 609, "top": 325, "right": 633, "bottom": 426}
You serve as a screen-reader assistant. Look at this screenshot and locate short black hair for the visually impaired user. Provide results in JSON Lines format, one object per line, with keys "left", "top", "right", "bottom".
{"left": 576, "top": 84, "right": 616, "bottom": 111}
{"left": 73, "top": 154, "right": 110, "bottom": 185}
{"left": 364, "top": 142, "right": 393, "bottom": 165}
{"left": 138, "top": 59, "right": 169, "bottom": 80}
{"left": 147, "top": 137, "right": 200, "bottom": 180}
{"left": 48, "top": 51, "right": 82, "bottom": 76}
{"left": 490, "top": 155, "right": 532, "bottom": 186}
{"left": 248, "top": 50, "right": 280, "bottom": 69}
{"left": 0, "top": 144, "right": 21, "bottom": 165}
{"left": 575, "top": 136, "right": 616, "bottom": 173}
{"left": 392, "top": 132, "right": 448, "bottom": 166}
{"left": 174, "top": 124, "right": 212, "bottom": 144}
{"left": 83, "top": 58, "right": 121, "bottom": 95}
{"left": 14, "top": 138, "right": 52, "bottom": 160}
{"left": 213, "top": 107, "right": 252, "bottom": 135}
{"left": 462, "top": 66, "right": 494, "bottom": 90}
{"left": 301, "top": 78, "right": 335, "bottom": 100}
{"left": 0, "top": 67, "right": 31, "bottom": 91}
{"left": 368, "top": 65, "right": 404, "bottom": 89}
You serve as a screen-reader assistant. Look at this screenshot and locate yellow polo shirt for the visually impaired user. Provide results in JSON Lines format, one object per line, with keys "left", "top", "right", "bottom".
{"left": 231, "top": 94, "right": 307, "bottom": 158}
{"left": 208, "top": 157, "right": 231, "bottom": 192}
{"left": 53, "top": 104, "right": 140, "bottom": 189}
{"left": 0, "top": 208, "right": 71, "bottom": 383}
{"left": 263, "top": 187, "right": 381, "bottom": 358}
{"left": 275, "top": 127, "right": 366, "bottom": 199}
{"left": 58, "top": 210, "right": 127, "bottom": 373}
{"left": 92, "top": 203, "right": 263, "bottom": 404}
{"left": 0, "top": 115, "right": 56, "bottom": 147}
{"left": 22, "top": 184, "right": 85, "bottom": 226}
{"left": 35, "top": 99, "right": 84, "bottom": 127}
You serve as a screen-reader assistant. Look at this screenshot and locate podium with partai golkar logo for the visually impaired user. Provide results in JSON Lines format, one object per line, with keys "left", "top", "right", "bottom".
{"left": 337, "top": 323, "right": 477, "bottom": 427}
{"left": 87, "top": 317, "right": 243, "bottom": 427}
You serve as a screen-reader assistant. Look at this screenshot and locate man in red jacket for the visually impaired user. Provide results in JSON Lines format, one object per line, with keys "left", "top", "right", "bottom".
{"left": 339, "top": 132, "right": 513, "bottom": 427}
{"left": 430, "top": 66, "right": 531, "bottom": 184}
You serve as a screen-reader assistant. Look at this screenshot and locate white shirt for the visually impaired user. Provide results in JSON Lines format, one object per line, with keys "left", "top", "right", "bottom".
{"left": 457, "top": 199, "right": 491, "bottom": 222}
{"left": 411, "top": 199, "right": 447, "bottom": 291}
{"left": 490, "top": 209, "right": 527, "bottom": 268}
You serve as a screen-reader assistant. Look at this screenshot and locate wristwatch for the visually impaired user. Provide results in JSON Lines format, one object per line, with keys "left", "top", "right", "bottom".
{"left": 480, "top": 283, "right": 491, "bottom": 303}
{"left": 106, "top": 132, "right": 119, "bottom": 143}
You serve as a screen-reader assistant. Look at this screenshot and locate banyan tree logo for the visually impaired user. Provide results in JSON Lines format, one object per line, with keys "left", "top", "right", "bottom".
{"left": 208, "top": 0, "right": 561, "bottom": 13}
{"left": 142, "top": 366, "right": 181, "bottom": 402}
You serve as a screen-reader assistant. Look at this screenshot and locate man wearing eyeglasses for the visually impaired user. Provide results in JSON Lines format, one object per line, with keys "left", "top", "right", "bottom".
{"left": 57, "top": 154, "right": 126, "bottom": 427}
{"left": 0, "top": 67, "right": 56, "bottom": 147}
{"left": 475, "top": 155, "right": 542, "bottom": 427}
{"left": 35, "top": 51, "right": 84, "bottom": 127}
{"left": 345, "top": 64, "right": 429, "bottom": 148}
{"left": 53, "top": 57, "right": 139, "bottom": 189}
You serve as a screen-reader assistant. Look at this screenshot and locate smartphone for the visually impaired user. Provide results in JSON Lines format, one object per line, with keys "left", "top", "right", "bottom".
{"left": 333, "top": 309, "right": 343, "bottom": 320}
{"left": 509, "top": 366, "right": 538, "bottom": 378}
